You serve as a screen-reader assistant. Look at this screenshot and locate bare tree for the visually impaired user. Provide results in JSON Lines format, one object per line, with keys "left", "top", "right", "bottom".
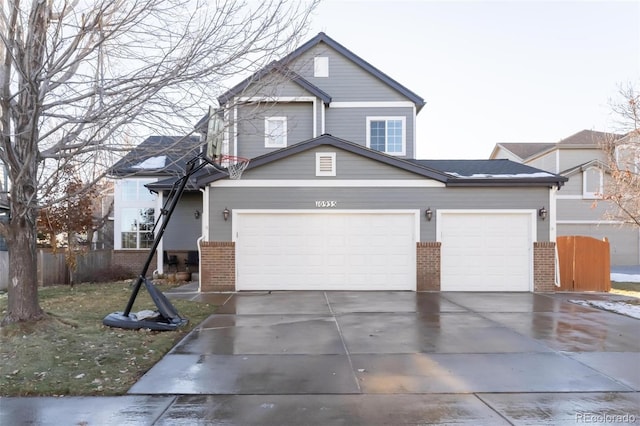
{"left": 601, "top": 83, "right": 640, "bottom": 227}
{"left": 0, "top": 0, "right": 318, "bottom": 324}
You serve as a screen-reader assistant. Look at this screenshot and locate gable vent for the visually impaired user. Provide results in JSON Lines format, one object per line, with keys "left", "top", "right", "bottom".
{"left": 316, "top": 152, "right": 336, "bottom": 177}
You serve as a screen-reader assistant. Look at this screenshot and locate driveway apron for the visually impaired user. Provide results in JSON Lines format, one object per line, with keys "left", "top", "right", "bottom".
{"left": 123, "top": 290, "right": 640, "bottom": 425}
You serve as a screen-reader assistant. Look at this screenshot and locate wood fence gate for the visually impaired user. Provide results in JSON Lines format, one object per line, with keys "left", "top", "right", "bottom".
{"left": 556, "top": 236, "right": 611, "bottom": 292}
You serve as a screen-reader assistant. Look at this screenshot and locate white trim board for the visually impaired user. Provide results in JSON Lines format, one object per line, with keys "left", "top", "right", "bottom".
{"left": 210, "top": 179, "right": 446, "bottom": 188}
{"left": 330, "top": 101, "right": 415, "bottom": 108}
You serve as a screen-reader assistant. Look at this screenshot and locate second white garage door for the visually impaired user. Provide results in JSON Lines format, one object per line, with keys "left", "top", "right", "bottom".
{"left": 438, "top": 210, "right": 535, "bottom": 292}
{"left": 235, "top": 211, "right": 417, "bottom": 291}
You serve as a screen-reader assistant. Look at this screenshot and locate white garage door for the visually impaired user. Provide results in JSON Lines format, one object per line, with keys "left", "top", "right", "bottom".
{"left": 438, "top": 211, "right": 534, "bottom": 291}
{"left": 235, "top": 211, "right": 417, "bottom": 291}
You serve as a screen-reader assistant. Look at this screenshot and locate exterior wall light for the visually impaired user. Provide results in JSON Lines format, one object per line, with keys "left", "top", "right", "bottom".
{"left": 223, "top": 207, "right": 230, "bottom": 221}
{"left": 194, "top": 209, "right": 200, "bottom": 219}
{"left": 539, "top": 206, "right": 547, "bottom": 220}
{"left": 425, "top": 207, "right": 433, "bottom": 221}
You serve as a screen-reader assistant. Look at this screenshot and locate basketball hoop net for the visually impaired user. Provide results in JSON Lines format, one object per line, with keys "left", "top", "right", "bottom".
{"left": 219, "top": 155, "right": 250, "bottom": 180}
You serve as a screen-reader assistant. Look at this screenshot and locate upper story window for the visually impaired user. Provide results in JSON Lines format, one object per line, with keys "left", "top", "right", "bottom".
{"left": 366, "top": 116, "right": 406, "bottom": 156}
{"left": 583, "top": 167, "right": 603, "bottom": 199}
{"left": 265, "top": 117, "right": 287, "bottom": 148}
{"left": 314, "top": 56, "right": 329, "bottom": 77}
{"left": 121, "top": 179, "right": 156, "bottom": 203}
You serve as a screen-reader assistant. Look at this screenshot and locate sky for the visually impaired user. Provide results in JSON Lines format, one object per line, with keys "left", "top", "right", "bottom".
{"left": 306, "top": 0, "right": 640, "bottom": 159}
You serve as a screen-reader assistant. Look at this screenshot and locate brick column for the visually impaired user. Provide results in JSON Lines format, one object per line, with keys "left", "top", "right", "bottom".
{"left": 534, "top": 242, "right": 556, "bottom": 292}
{"left": 417, "top": 242, "right": 441, "bottom": 291}
{"left": 200, "top": 241, "right": 236, "bottom": 292}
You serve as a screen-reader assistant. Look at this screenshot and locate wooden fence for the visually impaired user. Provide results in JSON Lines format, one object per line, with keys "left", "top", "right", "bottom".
{"left": 556, "top": 236, "right": 611, "bottom": 292}
{"left": 37, "top": 249, "right": 112, "bottom": 286}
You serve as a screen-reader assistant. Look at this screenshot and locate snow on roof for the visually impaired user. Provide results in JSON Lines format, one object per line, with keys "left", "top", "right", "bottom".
{"left": 446, "top": 171, "right": 556, "bottom": 179}
{"left": 132, "top": 156, "right": 167, "bottom": 169}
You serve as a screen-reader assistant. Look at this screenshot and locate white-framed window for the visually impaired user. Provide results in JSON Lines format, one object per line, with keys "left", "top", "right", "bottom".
{"left": 366, "top": 116, "right": 406, "bottom": 155}
{"left": 583, "top": 167, "right": 604, "bottom": 199}
{"left": 265, "top": 117, "right": 287, "bottom": 148}
{"left": 120, "top": 208, "right": 155, "bottom": 249}
{"left": 316, "top": 152, "right": 336, "bottom": 177}
{"left": 314, "top": 56, "right": 329, "bottom": 77}
{"left": 115, "top": 178, "right": 157, "bottom": 249}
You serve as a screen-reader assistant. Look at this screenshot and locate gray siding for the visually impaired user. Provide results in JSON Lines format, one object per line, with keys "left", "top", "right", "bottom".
{"left": 557, "top": 223, "right": 640, "bottom": 266}
{"left": 527, "top": 151, "right": 557, "bottom": 173}
{"left": 558, "top": 148, "right": 606, "bottom": 172}
{"left": 556, "top": 198, "right": 615, "bottom": 221}
{"left": 230, "top": 73, "right": 314, "bottom": 99}
{"left": 240, "top": 146, "right": 424, "bottom": 180}
{"left": 325, "top": 107, "right": 415, "bottom": 158}
{"left": 236, "top": 103, "right": 314, "bottom": 158}
{"left": 560, "top": 173, "right": 582, "bottom": 195}
{"left": 492, "top": 147, "right": 522, "bottom": 162}
{"left": 163, "top": 192, "right": 202, "bottom": 250}
{"left": 290, "top": 42, "right": 409, "bottom": 102}
{"left": 208, "top": 186, "right": 550, "bottom": 243}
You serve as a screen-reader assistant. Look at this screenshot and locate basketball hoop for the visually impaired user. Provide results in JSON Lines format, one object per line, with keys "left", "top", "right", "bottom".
{"left": 219, "top": 155, "right": 250, "bottom": 180}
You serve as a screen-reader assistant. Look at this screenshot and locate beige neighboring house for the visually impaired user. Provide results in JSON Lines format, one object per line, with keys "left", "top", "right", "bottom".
{"left": 491, "top": 129, "right": 640, "bottom": 266}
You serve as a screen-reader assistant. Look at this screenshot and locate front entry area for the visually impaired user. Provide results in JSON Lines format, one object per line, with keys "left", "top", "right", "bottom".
{"left": 234, "top": 210, "right": 418, "bottom": 291}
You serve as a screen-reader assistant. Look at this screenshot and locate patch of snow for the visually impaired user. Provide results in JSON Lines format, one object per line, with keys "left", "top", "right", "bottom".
{"left": 569, "top": 299, "right": 640, "bottom": 319}
{"left": 611, "top": 273, "right": 640, "bottom": 283}
{"left": 132, "top": 156, "right": 166, "bottom": 169}
{"left": 446, "top": 172, "right": 555, "bottom": 179}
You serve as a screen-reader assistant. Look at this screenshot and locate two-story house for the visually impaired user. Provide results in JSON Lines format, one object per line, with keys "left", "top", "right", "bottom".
{"left": 491, "top": 129, "right": 639, "bottom": 266}
{"left": 110, "top": 32, "right": 569, "bottom": 293}
{"left": 185, "top": 32, "right": 566, "bottom": 293}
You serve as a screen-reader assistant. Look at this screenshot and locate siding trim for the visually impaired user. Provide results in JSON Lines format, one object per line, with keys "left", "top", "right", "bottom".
{"left": 237, "top": 96, "right": 317, "bottom": 103}
{"left": 330, "top": 101, "right": 415, "bottom": 108}
{"left": 210, "top": 179, "right": 446, "bottom": 188}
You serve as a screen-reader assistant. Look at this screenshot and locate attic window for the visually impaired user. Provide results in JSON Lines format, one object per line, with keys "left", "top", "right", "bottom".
{"left": 314, "top": 56, "right": 329, "bottom": 77}
{"left": 316, "top": 152, "right": 336, "bottom": 176}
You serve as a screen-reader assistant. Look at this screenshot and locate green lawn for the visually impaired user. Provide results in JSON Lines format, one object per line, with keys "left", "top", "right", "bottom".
{"left": 0, "top": 282, "right": 213, "bottom": 396}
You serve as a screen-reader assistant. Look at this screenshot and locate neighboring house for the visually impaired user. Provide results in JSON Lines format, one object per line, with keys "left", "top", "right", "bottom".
{"left": 108, "top": 135, "right": 202, "bottom": 273}
{"left": 110, "top": 32, "right": 568, "bottom": 292}
{"left": 491, "top": 129, "right": 640, "bottom": 266}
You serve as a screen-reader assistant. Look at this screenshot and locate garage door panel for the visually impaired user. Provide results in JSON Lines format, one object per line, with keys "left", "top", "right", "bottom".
{"left": 440, "top": 211, "right": 533, "bottom": 292}
{"left": 236, "top": 212, "right": 416, "bottom": 291}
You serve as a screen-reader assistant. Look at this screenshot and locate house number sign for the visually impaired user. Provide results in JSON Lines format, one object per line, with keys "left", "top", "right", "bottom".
{"left": 315, "top": 200, "right": 337, "bottom": 208}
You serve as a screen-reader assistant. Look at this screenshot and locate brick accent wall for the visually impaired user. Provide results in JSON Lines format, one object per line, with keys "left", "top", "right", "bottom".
{"left": 113, "top": 250, "right": 157, "bottom": 277}
{"left": 200, "top": 241, "right": 235, "bottom": 292}
{"left": 417, "top": 242, "right": 441, "bottom": 291}
{"left": 533, "top": 242, "right": 557, "bottom": 292}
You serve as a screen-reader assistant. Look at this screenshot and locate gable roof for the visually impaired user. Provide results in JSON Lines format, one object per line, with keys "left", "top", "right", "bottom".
{"left": 491, "top": 142, "right": 555, "bottom": 161}
{"left": 195, "top": 134, "right": 566, "bottom": 188}
{"left": 557, "top": 129, "right": 622, "bottom": 146}
{"left": 196, "top": 134, "right": 450, "bottom": 186}
{"left": 108, "top": 135, "right": 202, "bottom": 177}
{"left": 218, "top": 64, "right": 332, "bottom": 106}
{"left": 218, "top": 32, "right": 425, "bottom": 111}
{"left": 560, "top": 159, "right": 609, "bottom": 177}
{"left": 490, "top": 130, "right": 626, "bottom": 162}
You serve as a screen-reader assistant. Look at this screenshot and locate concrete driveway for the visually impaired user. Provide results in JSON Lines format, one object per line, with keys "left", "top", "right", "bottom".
{"left": 2, "top": 291, "right": 639, "bottom": 425}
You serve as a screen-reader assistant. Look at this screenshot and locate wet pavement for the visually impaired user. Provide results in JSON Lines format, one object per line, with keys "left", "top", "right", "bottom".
{"left": 1, "top": 290, "right": 639, "bottom": 425}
